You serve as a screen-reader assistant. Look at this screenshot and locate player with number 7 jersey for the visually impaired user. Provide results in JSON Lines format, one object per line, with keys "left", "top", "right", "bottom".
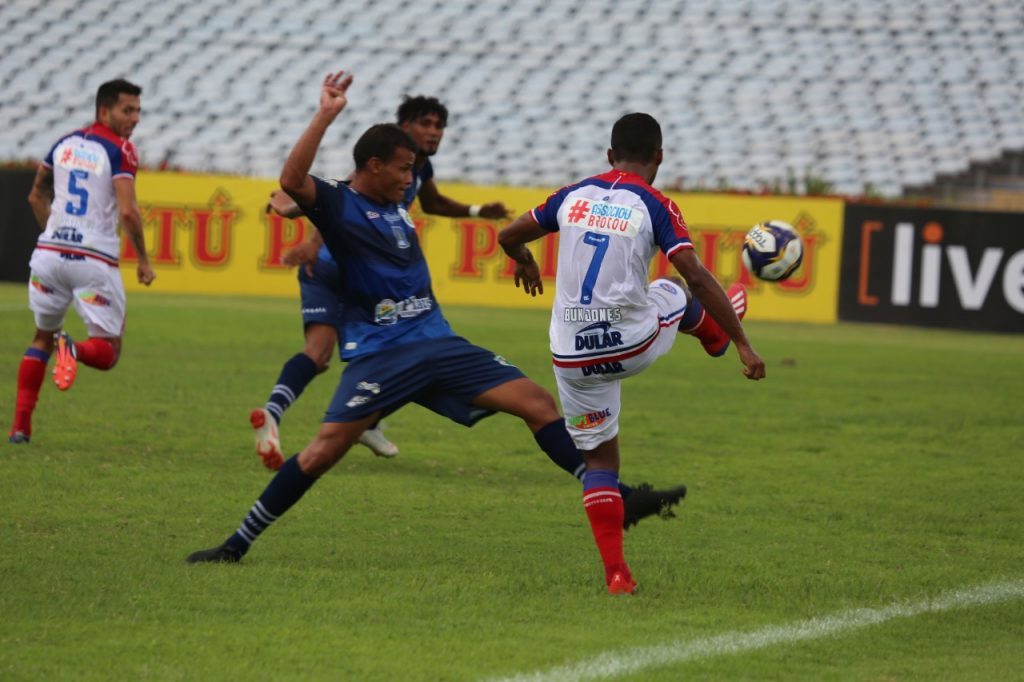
{"left": 8, "top": 79, "right": 155, "bottom": 445}
{"left": 499, "top": 113, "right": 765, "bottom": 594}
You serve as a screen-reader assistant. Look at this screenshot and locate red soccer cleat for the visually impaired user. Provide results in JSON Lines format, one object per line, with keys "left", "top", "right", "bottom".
{"left": 52, "top": 331, "right": 78, "bottom": 391}
{"left": 727, "top": 282, "right": 748, "bottom": 320}
{"left": 607, "top": 571, "right": 638, "bottom": 595}
{"left": 250, "top": 408, "right": 284, "bottom": 470}
{"left": 696, "top": 283, "right": 748, "bottom": 357}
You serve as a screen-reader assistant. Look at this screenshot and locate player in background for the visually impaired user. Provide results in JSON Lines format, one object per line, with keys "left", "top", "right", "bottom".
{"left": 252, "top": 96, "right": 511, "bottom": 467}
{"left": 8, "top": 79, "right": 155, "bottom": 444}
{"left": 188, "top": 72, "right": 686, "bottom": 566}
{"left": 498, "top": 113, "right": 766, "bottom": 594}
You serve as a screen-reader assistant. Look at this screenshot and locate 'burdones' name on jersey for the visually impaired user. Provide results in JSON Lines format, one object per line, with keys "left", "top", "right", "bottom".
{"left": 530, "top": 169, "right": 693, "bottom": 368}
{"left": 36, "top": 123, "right": 138, "bottom": 266}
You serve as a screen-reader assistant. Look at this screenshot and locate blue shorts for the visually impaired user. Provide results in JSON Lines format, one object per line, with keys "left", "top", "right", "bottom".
{"left": 324, "top": 336, "right": 526, "bottom": 426}
{"left": 298, "top": 257, "right": 345, "bottom": 339}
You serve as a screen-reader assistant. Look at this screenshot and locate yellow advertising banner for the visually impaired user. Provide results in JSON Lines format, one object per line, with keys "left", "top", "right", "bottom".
{"left": 125, "top": 173, "right": 843, "bottom": 323}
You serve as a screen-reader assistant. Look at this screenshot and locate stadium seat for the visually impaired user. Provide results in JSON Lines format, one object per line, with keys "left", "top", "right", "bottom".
{"left": 1, "top": 0, "right": 1023, "bottom": 197}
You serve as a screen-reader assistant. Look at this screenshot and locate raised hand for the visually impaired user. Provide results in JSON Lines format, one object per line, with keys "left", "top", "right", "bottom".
{"left": 319, "top": 70, "right": 353, "bottom": 118}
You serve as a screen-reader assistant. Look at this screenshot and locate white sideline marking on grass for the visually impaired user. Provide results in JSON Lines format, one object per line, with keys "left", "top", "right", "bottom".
{"left": 490, "top": 579, "right": 1024, "bottom": 682}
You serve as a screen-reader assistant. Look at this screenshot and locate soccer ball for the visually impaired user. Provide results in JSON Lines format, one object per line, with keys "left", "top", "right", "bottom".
{"left": 741, "top": 220, "right": 804, "bottom": 282}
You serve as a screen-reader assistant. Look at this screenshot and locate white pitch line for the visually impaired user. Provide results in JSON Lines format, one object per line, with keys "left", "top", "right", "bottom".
{"left": 489, "top": 579, "right": 1024, "bottom": 682}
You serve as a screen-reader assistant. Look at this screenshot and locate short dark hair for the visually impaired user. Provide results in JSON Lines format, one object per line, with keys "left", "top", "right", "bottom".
{"left": 610, "top": 113, "right": 662, "bottom": 163}
{"left": 396, "top": 95, "right": 448, "bottom": 127}
{"left": 353, "top": 124, "right": 418, "bottom": 169}
{"left": 95, "top": 79, "right": 142, "bottom": 116}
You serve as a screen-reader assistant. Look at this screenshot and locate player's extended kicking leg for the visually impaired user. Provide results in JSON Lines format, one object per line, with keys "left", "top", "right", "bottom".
{"left": 190, "top": 414, "right": 378, "bottom": 563}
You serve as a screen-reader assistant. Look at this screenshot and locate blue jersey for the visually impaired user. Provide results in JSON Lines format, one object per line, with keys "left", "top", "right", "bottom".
{"left": 316, "top": 159, "right": 433, "bottom": 266}
{"left": 304, "top": 176, "right": 454, "bottom": 359}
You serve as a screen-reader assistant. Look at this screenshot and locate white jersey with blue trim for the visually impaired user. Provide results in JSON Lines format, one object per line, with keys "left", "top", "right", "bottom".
{"left": 530, "top": 169, "right": 694, "bottom": 367}
{"left": 36, "top": 122, "right": 138, "bottom": 265}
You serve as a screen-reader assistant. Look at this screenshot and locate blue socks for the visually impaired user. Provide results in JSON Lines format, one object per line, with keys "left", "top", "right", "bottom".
{"left": 677, "top": 292, "right": 704, "bottom": 331}
{"left": 226, "top": 455, "right": 318, "bottom": 554}
{"left": 533, "top": 419, "right": 633, "bottom": 497}
{"left": 265, "top": 352, "right": 319, "bottom": 424}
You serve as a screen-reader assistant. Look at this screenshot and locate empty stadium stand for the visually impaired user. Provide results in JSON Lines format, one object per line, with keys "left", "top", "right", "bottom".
{"left": 1, "top": 0, "right": 1022, "bottom": 198}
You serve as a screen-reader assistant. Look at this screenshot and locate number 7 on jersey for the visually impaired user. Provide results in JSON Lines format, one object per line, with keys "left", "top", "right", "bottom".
{"left": 580, "top": 231, "right": 609, "bottom": 305}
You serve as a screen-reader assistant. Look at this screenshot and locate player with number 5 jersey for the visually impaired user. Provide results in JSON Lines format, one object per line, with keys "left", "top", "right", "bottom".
{"left": 8, "top": 79, "right": 155, "bottom": 445}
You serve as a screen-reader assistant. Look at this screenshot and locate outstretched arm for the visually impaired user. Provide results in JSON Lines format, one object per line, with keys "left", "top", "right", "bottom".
{"left": 279, "top": 70, "right": 353, "bottom": 209}
{"left": 670, "top": 249, "right": 765, "bottom": 380}
{"left": 417, "top": 178, "right": 511, "bottom": 219}
{"left": 498, "top": 212, "right": 549, "bottom": 297}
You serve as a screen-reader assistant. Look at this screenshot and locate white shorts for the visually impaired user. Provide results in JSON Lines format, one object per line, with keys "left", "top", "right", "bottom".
{"left": 27, "top": 249, "right": 126, "bottom": 337}
{"left": 554, "top": 279, "right": 687, "bottom": 450}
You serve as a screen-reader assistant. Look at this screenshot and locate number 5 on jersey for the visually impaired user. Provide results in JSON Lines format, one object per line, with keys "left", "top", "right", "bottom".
{"left": 66, "top": 169, "right": 90, "bottom": 216}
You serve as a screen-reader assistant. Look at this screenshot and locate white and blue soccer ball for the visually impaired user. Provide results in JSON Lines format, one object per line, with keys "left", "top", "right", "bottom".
{"left": 741, "top": 220, "right": 804, "bottom": 282}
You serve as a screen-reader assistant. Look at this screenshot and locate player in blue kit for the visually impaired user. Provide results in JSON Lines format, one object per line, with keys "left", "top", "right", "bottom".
{"left": 252, "top": 96, "right": 511, "bottom": 467}
{"left": 187, "top": 71, "right": 684, "bottom": 565}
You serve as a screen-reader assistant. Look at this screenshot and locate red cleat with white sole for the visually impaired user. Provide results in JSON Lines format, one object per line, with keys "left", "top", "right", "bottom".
{"left": 250, "top": 408, "right": 284, "bottom": 470}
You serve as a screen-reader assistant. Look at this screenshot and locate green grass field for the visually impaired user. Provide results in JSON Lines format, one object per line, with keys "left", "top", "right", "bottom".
{"left": 1, "top": 281, "right": 1022, "bottom": 681}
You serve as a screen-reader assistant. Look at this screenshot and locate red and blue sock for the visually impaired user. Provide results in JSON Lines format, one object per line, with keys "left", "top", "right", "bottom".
{"left": 582, "top": 469, "right": 630, "bottom": 586}
{"left": 11, "top": 348, "right": 49, "bottom": 437}
{"left": 678, "top": 295, "right": 730, "bottom": 356}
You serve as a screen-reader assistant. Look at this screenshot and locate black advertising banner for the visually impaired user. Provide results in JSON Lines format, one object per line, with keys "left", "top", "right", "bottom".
{"left": 0, "top": 168, "right": 38, "bottom": 283}
{"left": 839, "top": 205, "right": 1024, "bottom": 333}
